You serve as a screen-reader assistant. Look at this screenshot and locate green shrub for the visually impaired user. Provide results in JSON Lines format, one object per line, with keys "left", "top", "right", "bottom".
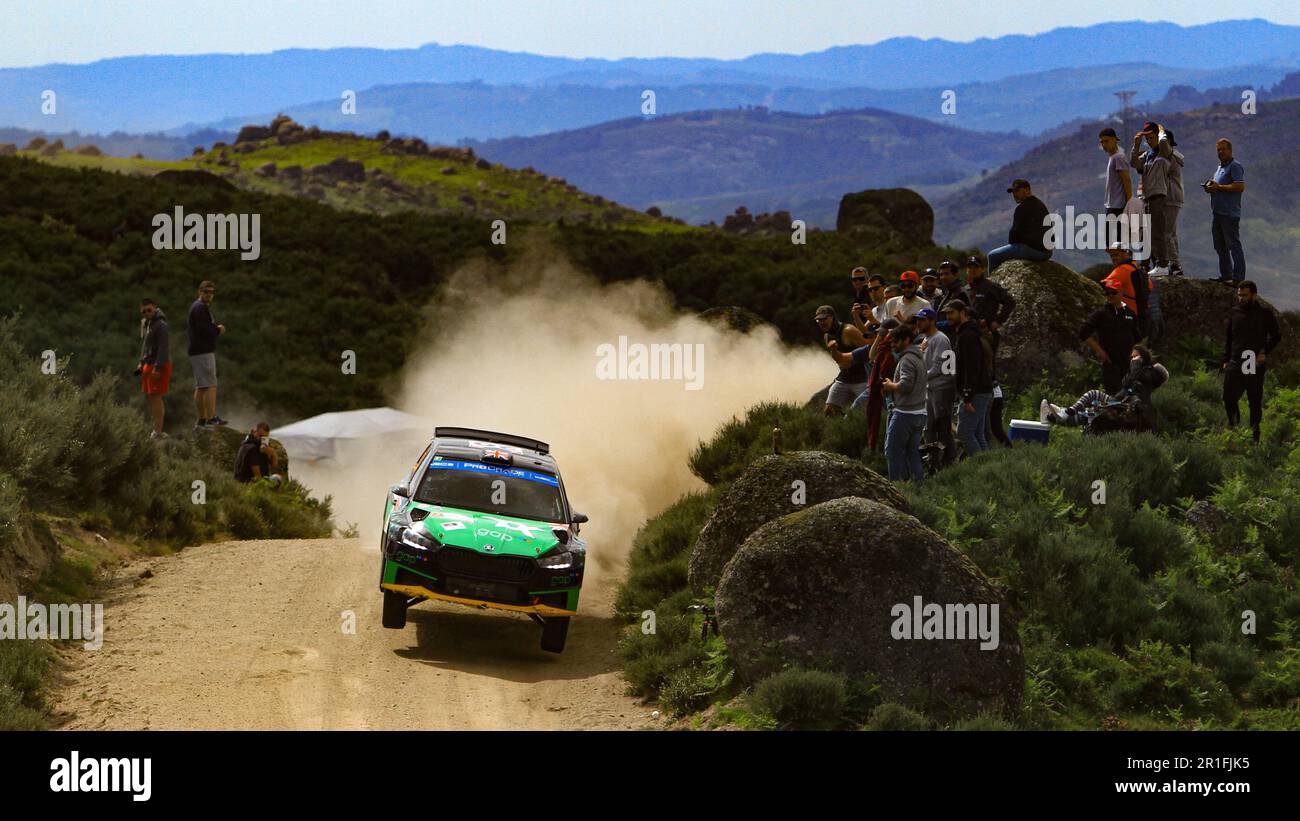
{"left": 748, "top": 669, "right": 849, "bottom": 730}
{"left": 1198, "top": 641, "right": 1259, "bottom": 695}
{"left": 1108, "top": 640, "right": 1236, "bottom": 722}
{"left": 0, "top": 641, "right": 51, "bottom": 730}
{"left": 950, "top": 712, "right": 1017, "bottom": 731}
{"left": 864, "top": 702, "right": 930, "bottom": 731}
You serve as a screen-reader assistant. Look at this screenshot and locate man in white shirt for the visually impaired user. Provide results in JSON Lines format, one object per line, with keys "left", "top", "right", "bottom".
{"left": 883, "top": 270, "right": 932, "bottom": 322}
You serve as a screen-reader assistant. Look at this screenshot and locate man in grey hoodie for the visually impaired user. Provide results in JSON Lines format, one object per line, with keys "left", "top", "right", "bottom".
{"left": 881, "top": 324, "right": 928, "bottom": 483}
{"left": 136, "top": 298, "right": 171, "bottom": 438}
{"left": 1131, "top": 121, "right": 1178, "bottom": 275}
{"left": 916, "top": 308, "right": 955, "bottom": 468}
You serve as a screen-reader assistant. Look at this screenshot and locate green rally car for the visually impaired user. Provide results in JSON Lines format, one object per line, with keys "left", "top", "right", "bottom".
{"left": 378, "top": 427, "right": 588, "bottom": 653}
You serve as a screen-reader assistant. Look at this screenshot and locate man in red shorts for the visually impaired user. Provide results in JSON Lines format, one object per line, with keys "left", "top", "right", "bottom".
{"left": 136, "top": 298, "right": 172, "bottom": 439}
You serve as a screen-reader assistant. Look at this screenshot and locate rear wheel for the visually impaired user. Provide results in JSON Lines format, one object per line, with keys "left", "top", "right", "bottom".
{"left": 382, "top": 589, "right": 408, "bottom": 629}
{"left": 540, "top": 617, "right": 570, "bottom": 653}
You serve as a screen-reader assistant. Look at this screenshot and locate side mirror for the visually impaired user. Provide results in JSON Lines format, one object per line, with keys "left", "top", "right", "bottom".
{"left": 572, "top": 512, "right": 589, "bottom": 524}
{"left": 390, "top": 483, "right": 410, "bottom": 498}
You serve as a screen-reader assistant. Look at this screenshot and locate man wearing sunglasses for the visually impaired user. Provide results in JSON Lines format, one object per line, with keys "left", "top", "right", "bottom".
{"left": 884, "top": 270, "right": 932, "bottom": 323}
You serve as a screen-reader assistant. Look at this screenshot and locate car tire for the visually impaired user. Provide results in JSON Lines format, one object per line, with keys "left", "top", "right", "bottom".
{"left": 540, "top": 617, "right": 570, "bottom": 653}
{"left": 382, "top": 589, "right": 408, "bottom": 629}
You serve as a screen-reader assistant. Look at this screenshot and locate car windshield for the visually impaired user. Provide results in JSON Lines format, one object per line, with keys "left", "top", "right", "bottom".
{"left": 413, "top": 460, "right": 565, "bottom": 522}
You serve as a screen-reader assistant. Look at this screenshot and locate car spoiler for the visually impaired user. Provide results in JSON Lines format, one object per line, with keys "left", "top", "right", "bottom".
{"left": 434, "top": 427, "right": 550, "bottom": 455}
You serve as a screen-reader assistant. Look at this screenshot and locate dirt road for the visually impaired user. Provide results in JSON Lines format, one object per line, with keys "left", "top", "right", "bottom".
{"left": 52, "top": 538, "right": 650, "bottom": 730}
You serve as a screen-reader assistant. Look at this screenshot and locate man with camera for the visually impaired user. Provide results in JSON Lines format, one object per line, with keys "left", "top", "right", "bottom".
{"left": 1205, "top": 139, "right": 1246, "bottom": 284}
{"left": 234, "top": 422, "right": 282, "bottom": 484}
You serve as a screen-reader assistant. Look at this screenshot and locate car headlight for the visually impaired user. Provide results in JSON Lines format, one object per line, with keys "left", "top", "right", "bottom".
{"left": 399, "top": 527, "right": 437, "bottom": 551}
{"left": 538, "top": 550, "right": 574, "bottom": 569}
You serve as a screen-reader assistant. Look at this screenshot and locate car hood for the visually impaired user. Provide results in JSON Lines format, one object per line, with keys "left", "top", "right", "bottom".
{"left": 407, "top": 503, "right": 565, "bottom": 558}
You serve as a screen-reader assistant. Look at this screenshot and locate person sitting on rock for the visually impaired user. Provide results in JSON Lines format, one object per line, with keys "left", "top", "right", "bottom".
{"left": 1040, "top": 345, "right": 1168, "bottom": 432}
{"left": 235, "top": 422, "right": 284, "bottom": 485}
{"left": 986, "top": 179, "right": 1053, "bottom": 272}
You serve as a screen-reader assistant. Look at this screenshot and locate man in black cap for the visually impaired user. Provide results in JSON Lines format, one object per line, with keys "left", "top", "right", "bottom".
{"left": 1079, "top": 281, "right": 1142, "bottom": 394}
{"left": 986, "top": 179, "right": 1052, "bottom": 272}
{"left": 1222, "top": 281, "right": 1282, "bottom": 442}
{"left": 934, "top": 260, "right": 969, "bottom": 342}
{"left": 963, "top": 256, "right": 1015, "bottom": 356}
{"left": 919, "top": 268, "right": 942, "bottom": 304}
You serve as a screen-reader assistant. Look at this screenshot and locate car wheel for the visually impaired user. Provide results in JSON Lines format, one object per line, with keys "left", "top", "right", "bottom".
{"left": 382, "top": 589, "right": 408, "bottom": 629}
{"left": 540, "top": 617, "right": 570, "bottom": 653}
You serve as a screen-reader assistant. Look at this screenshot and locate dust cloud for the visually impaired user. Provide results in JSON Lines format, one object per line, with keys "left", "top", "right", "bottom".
{"left": 300, "top": 241, "right": 829, "bottom": 588}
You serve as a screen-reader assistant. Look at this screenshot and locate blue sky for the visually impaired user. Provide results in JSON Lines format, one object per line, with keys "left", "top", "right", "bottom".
{"left": 7, "top": 0, "right": 1300, "bottom": 67}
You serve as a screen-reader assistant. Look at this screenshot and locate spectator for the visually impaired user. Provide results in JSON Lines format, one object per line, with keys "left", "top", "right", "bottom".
{"left": 187, "top": 280, "right": 228, "bottom": 428}
{"left": 1101, "top": 242, "right": 1151, "bottom": 336}
{"left": 986, "top": 179, "right": 1052, "bottom": 272}
{"left": 919, "top": 269, "right": 942, "bottom": 303}
{"left": 934, "top": 260, "right": 969, "bottom": 342}
{"left": 881, "top": 324, "right": 928, "bottom": 483}
{"left": 1161, "top": 129, "right": 1186, "bottom": 276}
{"left": 946, "top": 300, "right": 994, "bottom": 456}
{"left": 964, "top": 256, "right": 1016, "bottom": 355}
{"left": 1043, "top": 345, "right": 1168, "bottom": 432}
{"left": 1079, "top": 281, "right": 1141, "bottom": 394}
{"left": 235, "top": 422, "right": 282, "bottom": 483}
{"left": 1099, "top": 127, "right": 1134, "bottom": 249}
{"left": 864, "top": 318, "right": 899, "bottom": 450}
{"left": 1206, "top": 139, "right": 1246, "bottom": 284}
{"left": 854, "top": 273, "right": 890, "bottom": 329}
{"left": 884, "top": 270, "right": 932, "bottom": 321}
{"left": 1130, "top": 122, "right": 1172, "bottom": 275}
{"left": 1222, "top": 281, "right": 1281, "bottom": 442}
{"left": 135, "top": 298, "right": 171, "bottom": 439}
{"left": 916, "top": 307, "right": 955, "bottom": 468}
{"left": 816, "top": 305, "right": 870, "bottom": 417}
{"left": 849, "top": 266, "right": 872, "bottom": 307}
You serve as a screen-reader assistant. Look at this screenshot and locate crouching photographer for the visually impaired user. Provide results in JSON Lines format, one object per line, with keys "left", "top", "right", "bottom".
{"left": 234, "top": 422, "right": 283, "bottom": 486}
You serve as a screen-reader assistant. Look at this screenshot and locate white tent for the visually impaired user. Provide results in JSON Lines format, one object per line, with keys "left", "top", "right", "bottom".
{"left": 274, "top": 407, "right": 431, "bottom": 462}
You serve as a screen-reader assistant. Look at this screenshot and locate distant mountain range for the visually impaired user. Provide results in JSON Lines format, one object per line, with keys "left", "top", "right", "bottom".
{"left": 933, "top": 97, "right": 1300, "bottom": 305}
{"left": 469, "top": 107, "right": 1023, "bottom": 227}
{"left": 3, "top": 19, "right": 1298, "bottom": 136}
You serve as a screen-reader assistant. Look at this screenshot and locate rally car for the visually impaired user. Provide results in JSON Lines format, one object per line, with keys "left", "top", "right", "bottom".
{"left": 378, "top": 427, "right": 588, "bottom": 653}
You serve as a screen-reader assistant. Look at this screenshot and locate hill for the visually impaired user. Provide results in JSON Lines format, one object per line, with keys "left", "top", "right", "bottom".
{"left": 4, "top": 21, "right": 1299, "bottom": 134}
{"left": 934, "top": 97, "right": 1300, "bottom": 305}
{"left": 3, "top": 118, "right": 659, "bottom": 225}
{"left": 471, "top": 107, "right": 1023, "bottom": 226}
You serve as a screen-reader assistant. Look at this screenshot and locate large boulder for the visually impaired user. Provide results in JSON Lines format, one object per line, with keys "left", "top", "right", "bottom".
{"left": 687, "top": 452, "right": 908, "bottom": 595}
{"left": 1153, "top": 276, "right": 1298, "bottom": 364}
{"left": 716, "top": 496, "right": 1023, "bottom": 720}
{"left": 988, "top": 259, "right": 1103, "bottom": 389}
{"left": 836, "top": 188, "right": 934, "bottom": 249}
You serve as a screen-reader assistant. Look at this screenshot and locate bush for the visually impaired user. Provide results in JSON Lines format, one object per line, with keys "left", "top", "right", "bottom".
{"left": 659, "top": 665, "right": 714, "bottom": 720}
{"left": 864, "top": 702, "right": 930, "bottom": 731}
{"left": 0, "top": 641, "right": 51, "bottom": 730}
{"left": 1107, "top": 640, "right": 1236, "bottom": 722}
{"left": 950, "top": 712, "right": 1017, "bottom": 731}
{"left": 749, "top": 669, "right": 849, "bottom": 730}
{"left": 1198, "top": 641, "right": 1259, "bottom": 695}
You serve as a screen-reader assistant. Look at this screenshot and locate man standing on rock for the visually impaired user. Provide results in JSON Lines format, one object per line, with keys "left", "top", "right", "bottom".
{"left": 1079, "top": 282, "right": 1141, "bottom": 395}
{"left": 1130, "top": 123, "right": 1172, "bottom": 276}
{"left": 1099, "top": 128, "right": 1134, "bottom": 249}
{"left": 881, "top": 325, "right": 928, "bottom": 483}
{"left": 917, "top": 308, "right": 955, "bottom": 468}
{"left": 188, "top": 280, "right": 228, "bottom": 429}
{"left": 986, "top": 179, "right": 1052, "bottom": 272}
{"left": 1222, "top": 281, "right": 1281, "bottom": 443}
{"left": 947, "top": 301, "right": 993, "bottom": 456}
{"left": 1207, "top": 139, "right": 1246, "bottom": 284}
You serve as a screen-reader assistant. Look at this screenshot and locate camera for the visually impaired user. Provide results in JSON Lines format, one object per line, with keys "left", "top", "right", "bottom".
{"left": 1201, "top": 180, "right": 1214, "bottom": 192}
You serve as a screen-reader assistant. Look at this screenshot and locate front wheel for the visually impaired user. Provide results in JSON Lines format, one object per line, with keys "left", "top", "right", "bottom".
{"left": 382, "top": 589, "right": 408, "bottom": 629}
{"left": 540, "top": 617, "right": 570, "bottom": 653}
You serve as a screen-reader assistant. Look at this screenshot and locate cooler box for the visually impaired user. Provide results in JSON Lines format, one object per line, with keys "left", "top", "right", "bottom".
{"left": 1009, "top": 419, "right": 1051, "bottom": 445}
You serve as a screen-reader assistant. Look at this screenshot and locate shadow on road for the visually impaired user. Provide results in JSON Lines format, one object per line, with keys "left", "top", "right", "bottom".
{"left": 391, "top": 601, "right": 625, "bottom": 683}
